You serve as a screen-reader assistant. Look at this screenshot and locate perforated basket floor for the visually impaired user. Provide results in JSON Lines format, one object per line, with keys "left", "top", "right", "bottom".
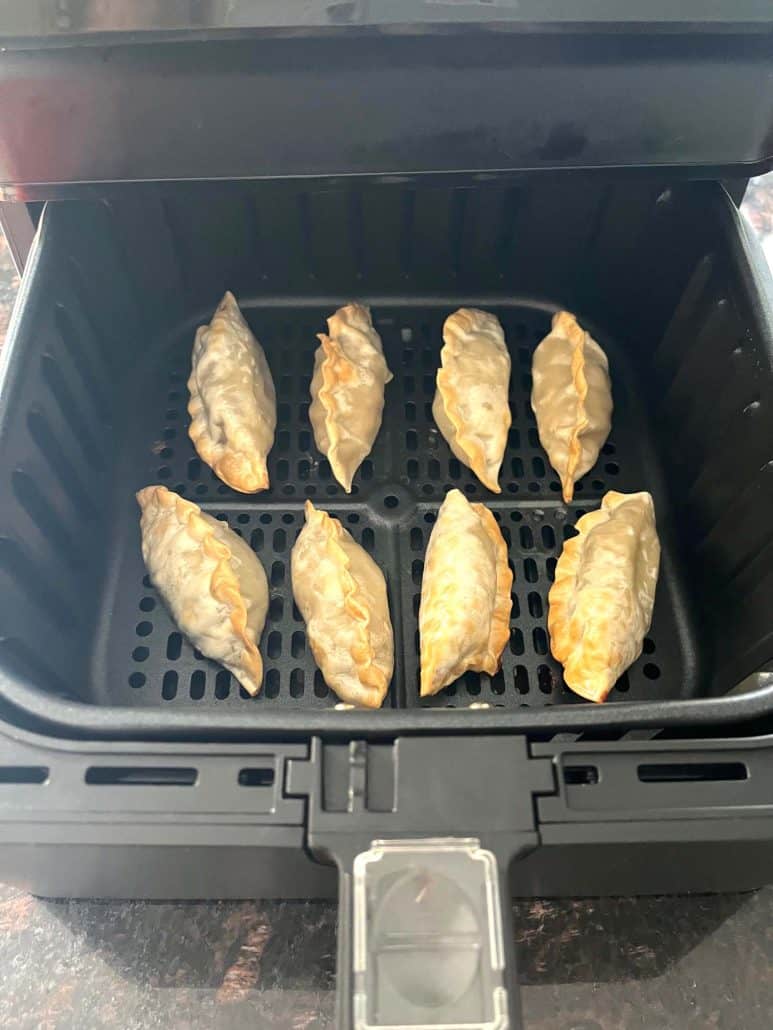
{"left": 100, "top": 303, "right": 697, "bottom": 712}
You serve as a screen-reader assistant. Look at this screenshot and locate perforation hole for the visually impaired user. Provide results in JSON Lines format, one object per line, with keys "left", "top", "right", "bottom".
{"left": 129, "top": 672, "right": 146, "bottom": 689}
{"left": 532, "top": 457, "right": 546, "bottom": 478}
{"left": 520, "top": 526, "right": 534, "bottom": 549}
{"left": 136, "top": 621, "right": 153, "bottom": 637}
{"left": 157, "top": 466, "right": 171, "bottom": 480}
{"left": 291, "top": 632, "right": 305, "bottom": 659}
{"left": 463, "top": 671, "right": 481, "bottom": 696}
{"left": 514, "top": 666, "right": 529, "bottom": 694}
{"left": 314, "top": 670, "right": 329, "bottom": 698}
{"left": 269, "top": 596, "right": 284, "bottom": 622}
{"left": 273, "top": 529, "right": 286, "bottom": 552}
{"left": 166, "top": 632, "right": 182, "bottom": 659}
{"left": 616, "top": 672, "right": 630, "bottom": 693}
{"left": 298, "top": 429, "right": 311, "bottom": 451}
{"left": 262, "top": 669, "right": 279, "bottom": 699}
{"left": 605, "top": 462, "right": 619, "bottom": 476}
{"left": 643, "top": 663, "right": 661, "bottom": 680}
{"left": 533, "top": 628, "right": 549, "bottom": 655}
{"left": 524, "top": 559, "right": 538, "bottom": 583}
{"left": 546, "top": 557, "right": 557, "bottom": 581}
{"left": 412, "top": 594, "right": 420, "bottom": 617}
{"left": 537, "top": 665, "right": 553, "bottom": 694}
{"left": 271, "top": 561, "right": 285, "bottom": 587}
{"left": 267, "top": 632, "right": 282, "bottom": 659}
{"left": 384, "top": 494, "right": 399, "bottom": 510}
{"left": 361, "top": 460, "right": 374, "bottom": 482}
{"left": 407, "top": 458, "right": 419, "bottom": 479}
{"left": 410, "top": 527, "right": 423, "bottom": 551}
{"left": 643, "top": 637, "right": 656, "bottom": 654}
{"left": 215, "top": 670, "right": 231, "bottom": 699}
{"left": 139, "top": 597, "right": 155, "bottom": 612}
{"left": 424, "top": 511, "right": 436, "bottom": 524}
{"left": 190, "top": 670, "right": 206, "bottom": 700}
{"left": 541, "top": 525, "right": 556, "bottom": 549}
{"left": 237, "top": 513, "right": 250, "bottom": 525}
{"left": 405, "top": 402, "right": 416, "bottom": 420}
{"left": 602, "top": 441, "right": 616, "bottom": 455}
{"left": 528, "top": 593, "right": 543, "bottom": 619}
{"left": 298, "top": 459, "right": 310, "bottom": 480}
{"left": 290, "top": 669, "right": 305, "bottom": 698}
{"left": 511, "top": 457, "right": 524, "bottom": 477}
{"left": 162, "top": 671, "right": 178, "bottom": 700}
{"left": 510, "top": 629, "right": 524, "bottom": 656}
{"left": 406, "top": 430, "right": 417, "bottom": 451}
{"left": 411, "top": 559, "right": 424, "bottom": 585}
{"left": 132, "top": 646, "right": 149, "bottom": 662}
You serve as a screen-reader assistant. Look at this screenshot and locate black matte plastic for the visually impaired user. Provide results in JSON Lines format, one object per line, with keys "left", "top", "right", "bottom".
{"left": 0, "top": 178, "right": 772, "bottom": 739}
{"left": 0, "top": 30, "right": 771, "bottom": 197}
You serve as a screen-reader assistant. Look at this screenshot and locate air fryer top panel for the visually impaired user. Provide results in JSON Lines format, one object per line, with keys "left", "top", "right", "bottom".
{"left": 2, "top": 1, "right": 773, "bottom": 46}
{"left": 0, "top": 29, "right": 771, "bottom": 197}
{"left": 0, "top": 177, "right": 771, "bottom": 740}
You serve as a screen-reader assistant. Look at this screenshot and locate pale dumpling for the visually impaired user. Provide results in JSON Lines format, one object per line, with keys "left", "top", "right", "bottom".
{"left": 291, "top": 501, "right": 393, "bottom": 708}
{"left": 433, "top": 308, "right": 511, "bottom": 493}
{"left": 309, "top": 303, "right": 393, "bottom": 492}
{"left": 137, "top": 485, "right": 269, "bottom": 695}
{"left": 531, "top": 311, "right": 612, "bottom": 503}
{"left": 548, "top": 490, "right": 660, "bottom": 703}
{"left": 188, "top": 291, "right": 276, "bottom": 493}
{"left": 420, "top": 489, "right": 512, "bottom": 697}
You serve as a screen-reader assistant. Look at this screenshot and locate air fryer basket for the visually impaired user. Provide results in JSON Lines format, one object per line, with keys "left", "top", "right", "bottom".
{"left": 0, "top": 176, "right": 771, "bottom": 738}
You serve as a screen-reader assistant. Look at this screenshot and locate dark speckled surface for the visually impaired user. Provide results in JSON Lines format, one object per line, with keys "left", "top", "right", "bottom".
{"left": 1, "top": 178, "right": 773, "bottom": 1028}
{"left": 0, "top": 885, "right": 772, "bottom": 1028}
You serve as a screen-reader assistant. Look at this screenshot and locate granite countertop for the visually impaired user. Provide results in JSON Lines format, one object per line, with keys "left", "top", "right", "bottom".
{"left": 1, "top": 177, "right": 773, "bottom": 1029}
{"left": 0, "top": 886, "right": 771, "bottom": 1028}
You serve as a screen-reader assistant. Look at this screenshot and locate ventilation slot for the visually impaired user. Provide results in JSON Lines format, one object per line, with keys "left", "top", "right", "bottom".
{"left": 0, "top": 766, "right": 49, "bottom": 785}
{"left": 85, "top": 767, "right": 198, "bottom": 786}
{"left": 238, "top": 767, "right": 275, "bottom": 787}
{"left": 563, "top": 765, "right": 599, "bottom": 786}
{"left": 637, "top": 762, "right": 748, "bottom": 783}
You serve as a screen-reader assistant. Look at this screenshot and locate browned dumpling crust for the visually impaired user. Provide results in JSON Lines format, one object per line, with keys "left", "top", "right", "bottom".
{"left": 433, "top": 308, "right": 512, "bottom": 493}
{"left": 548, "top": 490, "right": 660, "bottom": 703}
{"left": 291, "top": 501, "right": 394, "bottom": 708}
{"left": 419, "top": 489, "right": 513, "bottom": 697}
{"left": 137, "top": 485, "right": 269, "bottom": 695}
{"left": 188, "top": 292, "right": 276, "bottom": 493}
{"left": 531, "top": 311, "right": 612, "bottom": 503}
{"left": 309, "top": 304, "right": 393, "bottom": 493}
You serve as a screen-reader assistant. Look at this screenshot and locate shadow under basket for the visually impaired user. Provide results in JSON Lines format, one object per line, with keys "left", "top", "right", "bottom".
{"left": 0, "top": 178, "right": 772, "bottom": 739}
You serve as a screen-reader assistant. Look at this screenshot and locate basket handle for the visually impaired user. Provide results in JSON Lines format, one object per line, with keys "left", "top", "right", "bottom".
{"left": 286, "top": 735, "right": 556, "bottom": 1029}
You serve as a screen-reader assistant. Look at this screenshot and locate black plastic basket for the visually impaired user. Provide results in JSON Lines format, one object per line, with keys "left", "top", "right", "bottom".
{"left": 0, "top": 178, "right": 771, "bottom": 740}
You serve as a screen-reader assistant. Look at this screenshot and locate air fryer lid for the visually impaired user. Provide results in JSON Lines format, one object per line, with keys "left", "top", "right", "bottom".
{"left": 0, "top": 4, "right": 771, "bottom": 196}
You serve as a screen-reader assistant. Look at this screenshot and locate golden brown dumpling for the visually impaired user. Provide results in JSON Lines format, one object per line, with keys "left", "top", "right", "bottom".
{"left": 433, "top": 308, "right": 511, "bottom": 493}
{"left": 548, "top": 490, "right": 660, "bottom": 703}
{"left": 137, "top": 485, "right": 269, "bottom": 695}
{"left": 188, "top": 291, "right": 276, "bottom": 493}
{"left": 531, "top": 311, "right": 613, "bottom": 503}
{"left": 419, "top": 489, "right": 512, "bottom": 697}
{"left": 309, "top": 304, "right": 393, "bottom": 493}
{"left": 291, "top": 501, "right": 393, "bottom": 708}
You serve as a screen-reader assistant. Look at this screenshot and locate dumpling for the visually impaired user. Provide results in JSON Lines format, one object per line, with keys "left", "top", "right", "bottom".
{"left": 531, "top": 310, "right": 612, "bottom": 503}
{"left": 291, "top": 501, "right": 393, "bottom": 708}
{"left": 420, "top": 488, "right": 512, "bottom": 697}
{"left": 309, "top": 303, "right": 393, "bottom": 492}
{"left": 188, "top": 291, "right": 276, "bottom": 493}
{"left": 137, "top": 485, "right": 268, "bottom": 695}
{"left": 433, "top": 308, "right": 511, "bottom": 493}
{"left": 548, "top": 490, "right": 660, "bottom": 703}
